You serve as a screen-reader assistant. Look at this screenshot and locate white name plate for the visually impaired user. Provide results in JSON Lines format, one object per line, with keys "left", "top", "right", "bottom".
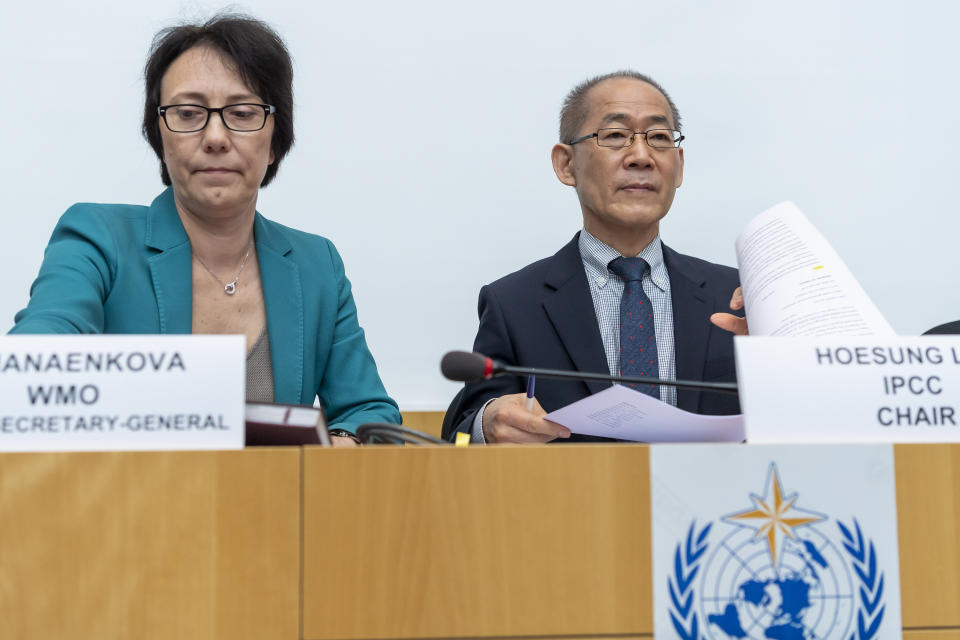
{"left": 0, "top": 335, "right": 245, "bottom": 452}
{"left": 735, "top": 335, "right": 960, "bottom": 443}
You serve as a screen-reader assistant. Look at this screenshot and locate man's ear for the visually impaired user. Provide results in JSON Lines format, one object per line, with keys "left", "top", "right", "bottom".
{"left": 551, "top": 143, "right": 577, "bottom": 187}
{"left": 675, "top": 146, "right": 684, "bottom": 188}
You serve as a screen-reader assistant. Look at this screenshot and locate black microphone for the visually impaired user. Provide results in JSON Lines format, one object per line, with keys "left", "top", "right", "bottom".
{"left": 440, "top": 350, "right": 738, "bottom": 394}
{"left": 440, "top": 350, "right": 501, "bottom": 381}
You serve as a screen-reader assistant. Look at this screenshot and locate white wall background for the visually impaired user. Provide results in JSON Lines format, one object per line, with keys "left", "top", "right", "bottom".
{"left": 1, "top": 1, "right": 957, "bottom": 410}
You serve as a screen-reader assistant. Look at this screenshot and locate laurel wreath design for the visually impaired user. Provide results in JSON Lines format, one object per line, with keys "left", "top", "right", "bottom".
{"left": 838, "top": 519, "right": 886, "bottom": 640}
{"left": 667, "top": 518, "right": 886, "bottom": 640}
{"left": 668, "top": 520, "right": 711, "bottom": 640}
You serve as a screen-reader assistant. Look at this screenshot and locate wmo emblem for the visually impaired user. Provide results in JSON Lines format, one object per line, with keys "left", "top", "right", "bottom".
{"left": 666, "top": 463, "right": 888, "bottom": 640}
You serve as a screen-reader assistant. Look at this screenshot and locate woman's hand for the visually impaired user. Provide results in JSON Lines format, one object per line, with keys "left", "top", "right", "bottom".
{"left": 330, "top": 435, "right": 359, "bottom": 448}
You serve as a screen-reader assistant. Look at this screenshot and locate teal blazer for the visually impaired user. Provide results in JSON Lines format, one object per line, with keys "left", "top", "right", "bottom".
{"left": 11, "top": 188, "right": 400, "bottom": 432}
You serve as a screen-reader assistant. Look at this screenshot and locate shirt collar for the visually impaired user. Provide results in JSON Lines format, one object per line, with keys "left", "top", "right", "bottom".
{"left": 578, "top": 228, "right": 669, "bottom": 292}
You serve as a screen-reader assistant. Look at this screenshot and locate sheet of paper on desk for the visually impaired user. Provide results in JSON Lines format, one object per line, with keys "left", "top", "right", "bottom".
{"left": 544, "top": 384, "right": 744, "bottom": 442}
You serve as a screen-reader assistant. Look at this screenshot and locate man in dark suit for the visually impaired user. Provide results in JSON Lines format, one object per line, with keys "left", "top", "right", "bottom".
{"left": 443, "top": 71, "right": 745, "bottom": 444}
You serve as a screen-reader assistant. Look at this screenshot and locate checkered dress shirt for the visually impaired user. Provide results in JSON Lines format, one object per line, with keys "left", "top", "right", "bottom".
{"left": 579, "top": 229, "right": 677, "bottom": 406}
{"left": 471, "top": 229, "right": 680, "bottom": 443}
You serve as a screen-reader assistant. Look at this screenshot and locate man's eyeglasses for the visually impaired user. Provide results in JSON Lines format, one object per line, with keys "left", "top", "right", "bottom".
{"left": 569, "top": 128, "right": 684, "bottom": 150}
{"left": 157, "top": 103, "right": 276, "bottom": 133}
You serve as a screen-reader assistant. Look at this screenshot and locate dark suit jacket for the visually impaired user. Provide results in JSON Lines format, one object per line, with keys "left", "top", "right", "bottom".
{"left": 924, "top": 321, "right": 960, "bottom": 335}
{"left": 442, "top": 233, "right": 742, "bottom": 441}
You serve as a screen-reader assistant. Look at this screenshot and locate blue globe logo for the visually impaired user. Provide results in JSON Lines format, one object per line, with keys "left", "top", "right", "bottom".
{"left": 666, "top": 464, "right": 888, "bottom": 640}
{"left": 698, "top": 525, "right": 855, "bottom": 639}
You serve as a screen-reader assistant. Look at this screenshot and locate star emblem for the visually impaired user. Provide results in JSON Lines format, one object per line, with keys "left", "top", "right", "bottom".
{"left": 723, "top": 463, "right": 826, "bottom": 569}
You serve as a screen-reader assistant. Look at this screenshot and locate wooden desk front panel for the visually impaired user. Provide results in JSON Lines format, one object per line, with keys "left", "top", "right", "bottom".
{"left": 896, "top": 444, "right": 960, "bottom": 629}
{"left": 0, "top": 449, "right": 300, "bottom": 640}
{"left": 303, "top": 444, "right": 652, "bottom": 640}
{"left": 305, "top": 443, "right": 960, "bottom": 640}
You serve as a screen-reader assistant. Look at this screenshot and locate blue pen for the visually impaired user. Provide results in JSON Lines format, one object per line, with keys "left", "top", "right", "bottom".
{"left": 525, "top": 374, "right": 536, "bottom": 411}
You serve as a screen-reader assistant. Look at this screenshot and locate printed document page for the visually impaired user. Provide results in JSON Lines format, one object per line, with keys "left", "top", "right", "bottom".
{"left": 544, "top": 385, "right": 744, "bottom": 442}
{"left": 737, "top": 202, "right": 894, "bottom": 337}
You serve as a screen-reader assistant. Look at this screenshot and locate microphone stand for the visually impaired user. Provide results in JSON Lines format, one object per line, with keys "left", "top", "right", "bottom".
{"left": 489, "top": 362, "right": 739, "bottom": 394}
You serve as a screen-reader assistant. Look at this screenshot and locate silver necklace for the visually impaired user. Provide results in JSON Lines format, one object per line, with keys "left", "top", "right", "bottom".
{"left": 193, "top": 241, "right": 253, "bottom": 296}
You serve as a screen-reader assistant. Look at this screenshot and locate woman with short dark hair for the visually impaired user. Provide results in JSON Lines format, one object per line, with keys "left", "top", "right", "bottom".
{"left": 11, "top": 15, "right": 400, "bottom": 442}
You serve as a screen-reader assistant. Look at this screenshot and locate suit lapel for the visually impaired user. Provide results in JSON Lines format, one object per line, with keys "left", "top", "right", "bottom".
{"left": 254, "top": 215, "right": 303, "bottom": 404}
{"left": 542, "top": 235, "right": 610, "bottom": 395}
{"left": 144, "top": 189, "right": 192, "bottom": 334}
{"left": 143, "top": 190, "right": 305, "bottom": 403}
{"left": 664, "top": 245, "right": 710, "bottom": 412}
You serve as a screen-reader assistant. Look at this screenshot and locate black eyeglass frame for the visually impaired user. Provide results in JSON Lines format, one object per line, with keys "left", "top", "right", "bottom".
{"left": 568, "top": 128, "right": 685, "bottom": 149}
{"left": 157, "top": 103, "right": 277, "bottom": 133}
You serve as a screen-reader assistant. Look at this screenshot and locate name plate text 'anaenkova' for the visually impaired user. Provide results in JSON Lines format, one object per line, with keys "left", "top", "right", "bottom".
{"left": 0, "top": 335, "right": 244, "bottom": 451}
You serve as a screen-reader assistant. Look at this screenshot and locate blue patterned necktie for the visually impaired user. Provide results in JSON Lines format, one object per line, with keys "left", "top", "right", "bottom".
{"left": 608, "top": 256, "right": 659, "bottom": 398}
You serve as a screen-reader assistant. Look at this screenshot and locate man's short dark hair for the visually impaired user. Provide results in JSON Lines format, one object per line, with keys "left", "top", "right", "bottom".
{"left": 142, "top": 13, "right": 294, "bottom": 187}
{"left": 559, "top": 70, "right": 681, "bottom": 144}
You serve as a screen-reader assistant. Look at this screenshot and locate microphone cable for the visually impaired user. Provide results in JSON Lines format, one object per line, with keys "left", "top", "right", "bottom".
{"left": 356, "top": 423, "right": 451, "bottom": 446}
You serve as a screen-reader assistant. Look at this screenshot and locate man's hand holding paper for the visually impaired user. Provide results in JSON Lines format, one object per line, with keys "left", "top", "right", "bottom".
{"left": 481, "top": 393, "right": 571, "bottom": 444}
{"left": 711, "top": 286, "right": 749, "bottom": 336}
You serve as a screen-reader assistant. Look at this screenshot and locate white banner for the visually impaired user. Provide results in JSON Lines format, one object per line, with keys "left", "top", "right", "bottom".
{"left": 735, "top": 335, "right": 960, "bottom": 443}
{"left": 651, "top": 444, "right": 901, "bottom": 640}
{"left": 0, "top": 335, "right": 245, "bottom": 451}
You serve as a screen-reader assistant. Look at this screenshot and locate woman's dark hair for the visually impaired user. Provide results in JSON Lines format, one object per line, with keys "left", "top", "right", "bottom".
{"left": 142, "top": 14, "right": 294, "bottom": 187}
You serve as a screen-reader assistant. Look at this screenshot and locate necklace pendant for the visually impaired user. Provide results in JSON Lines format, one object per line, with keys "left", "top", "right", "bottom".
{"left": 224, "top": 281, "right": 237, "bottom": 295}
